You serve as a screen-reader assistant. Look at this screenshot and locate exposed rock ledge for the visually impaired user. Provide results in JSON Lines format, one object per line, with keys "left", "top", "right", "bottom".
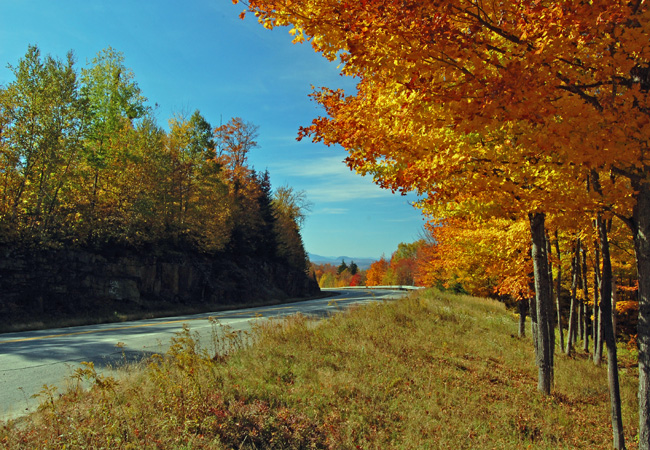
{"left": 0, "top": 244, "right": 320, "bottom": 330}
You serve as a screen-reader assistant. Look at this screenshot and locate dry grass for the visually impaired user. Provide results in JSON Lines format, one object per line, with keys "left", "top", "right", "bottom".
{"left": 0, "top": 289, "right": 639, "bottom": 449}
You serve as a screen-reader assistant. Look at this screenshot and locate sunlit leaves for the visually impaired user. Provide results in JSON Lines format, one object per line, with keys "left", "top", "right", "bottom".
{"left": 0, "top": 46, "right": 310, "bottom": 264}
{"left": 0, "top": 45, "right": 86, "bottom": 239}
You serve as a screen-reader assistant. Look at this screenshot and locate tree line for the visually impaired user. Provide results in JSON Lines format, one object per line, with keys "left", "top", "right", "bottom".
{"left": 311, "top": 242, "right": 424, "bottom": 288}
{"left": 0, "top": 45, "right": 308, "bottom": 272}
{"left": 240, "top": 0, "right": 650, "bottom": 448}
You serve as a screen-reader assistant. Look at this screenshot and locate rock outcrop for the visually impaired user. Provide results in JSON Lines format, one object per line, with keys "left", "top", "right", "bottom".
{"left": 0, "top": 244, "right": 319, "bottom": 326}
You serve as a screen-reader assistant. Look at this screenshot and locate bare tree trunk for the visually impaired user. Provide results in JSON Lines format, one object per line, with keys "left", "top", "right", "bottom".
{"left": 582, "top": 248, "right": 590, "bottom": 353}
{"left": 554, "top": 232, "right": 565, "bottom": 351}
{"left": 597, "top": 214, "right": 626, "bottom": 450}
{"left": 612, "top": 275, "right": 618, "bottom": 340}
{"left": 579, "top": 299, "right": 585, "bottom": 342}
{"left": 529, "top": 212, "right": 553, "bottom": 395}
{"left": 546, "top": 233, "right": 556, "bottom": 363}
{"left": 578, "top": 247, "right": 585, "bottom": 343}
{"left": 593, "top": 239, "right": 604, "bottom": 365}
{"left": 630, "top": 180, "right": 650, "bottom": 450}
{"left": 529, "top": 295, "right": 538, "bottom": 359}
{"left": 566, "top": 239, "right": 581, "bottom": 356}
{"left": 518, "top": 300, "right": 527, "bottom": 338}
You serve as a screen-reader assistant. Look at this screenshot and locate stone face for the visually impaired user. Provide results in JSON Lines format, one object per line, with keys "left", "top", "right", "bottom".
{"left": 0, "top": 244, "right": 320, "bottom": 322}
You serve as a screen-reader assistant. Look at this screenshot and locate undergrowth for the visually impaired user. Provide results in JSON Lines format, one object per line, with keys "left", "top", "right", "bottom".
{"left": 0, "top": 289, "right": 639, "bottom": 449}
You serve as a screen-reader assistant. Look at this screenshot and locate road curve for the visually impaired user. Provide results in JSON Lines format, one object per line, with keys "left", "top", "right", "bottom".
{"left": 0, "top": 287, "right": 408, "bottom": 422}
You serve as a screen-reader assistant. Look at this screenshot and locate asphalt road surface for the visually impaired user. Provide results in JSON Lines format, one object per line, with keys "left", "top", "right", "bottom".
{"left": 0, "top": 287, "right": 408, "bottom": 422}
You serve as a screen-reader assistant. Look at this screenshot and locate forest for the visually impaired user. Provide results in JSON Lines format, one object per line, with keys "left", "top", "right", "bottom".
{"left": 311, "top": 241, "right": 423, "bottom": 288}
{"left": 0, "top": 45, "right": 308, "bottom": 263}
{"left": 240, "top": 0, "right": 650, "bottom": 449}
{"left": 0, "top": 45, "right": 314, "bottom": 325}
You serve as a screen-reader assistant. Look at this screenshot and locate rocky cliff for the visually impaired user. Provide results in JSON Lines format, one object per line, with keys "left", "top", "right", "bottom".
{"left": 0, "top": 244, "right": 319, "bottom": 330}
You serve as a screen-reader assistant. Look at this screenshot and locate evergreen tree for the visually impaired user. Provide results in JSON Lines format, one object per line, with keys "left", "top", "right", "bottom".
{"left": 255, "top": 170, "right": 277, "bottom": 258}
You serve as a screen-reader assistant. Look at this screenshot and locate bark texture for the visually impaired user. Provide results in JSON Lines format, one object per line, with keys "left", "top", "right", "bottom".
{"left": 597, "top": 215, "right": 626, "bottom": 450}
{"left": 518, "top": 300, "right": 527, "bottom": 338}
{"left": 632, "top": 180, "right": 650, "bottom": 450}
{"left": 566, "top": 239, "right": 581, "bottom": 356}
{"left": 593, "top": 240, "right": 604, "bottom": 365}
{"left": 554, "top": 234, "right": 565, "bottom": 351}
{"left": 529, "top": 212, "right": 553, "bottom": 395}
{"left": 581, "top": 249, "right": 590, "bottom": 352}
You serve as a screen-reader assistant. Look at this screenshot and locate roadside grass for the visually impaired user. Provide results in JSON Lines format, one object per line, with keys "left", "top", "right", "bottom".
{"left": 0, "top": 289, "right": 639, "bottom": 449}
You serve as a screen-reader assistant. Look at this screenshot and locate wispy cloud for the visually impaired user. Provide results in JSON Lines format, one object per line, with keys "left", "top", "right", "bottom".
{"left": 271, "top": 156, "right": 393, "bottom": 203}
{"left": 316, "top": 207, "right": 349, "bottom": 215}
{"left": 272, "top": 155, "right": 351, "bottom": 177}
{"left": 305, "top": 182, "right": 387, "bottom": 203}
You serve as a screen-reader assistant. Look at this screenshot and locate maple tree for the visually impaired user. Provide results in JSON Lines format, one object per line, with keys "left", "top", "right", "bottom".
{"left": 239, "top": 0, "right": 650, "bottom": 446}
{"left": 365, "top": 257, "right": 388, "bottom": 287}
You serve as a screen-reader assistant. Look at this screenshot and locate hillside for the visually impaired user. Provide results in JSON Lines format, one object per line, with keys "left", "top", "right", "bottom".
{"left": 0, "top": 46, "right": 318, "bottom": 333}
{"left": 0, "top": 289, "right": 638, "bottom": 449}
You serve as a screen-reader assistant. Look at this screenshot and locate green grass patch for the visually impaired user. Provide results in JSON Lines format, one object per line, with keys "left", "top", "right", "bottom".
{"left": 0, "top": 289, "right": 639, "bottom": 449}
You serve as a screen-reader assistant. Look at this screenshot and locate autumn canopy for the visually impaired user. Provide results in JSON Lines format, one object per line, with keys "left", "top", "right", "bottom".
{"left": 238, "top": 0, "right": 650, "bottom": 448}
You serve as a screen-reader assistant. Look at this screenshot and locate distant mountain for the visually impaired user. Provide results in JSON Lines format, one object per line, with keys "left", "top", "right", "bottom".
{"left": 308, "top": 253, "right": 377, "bottom": 270}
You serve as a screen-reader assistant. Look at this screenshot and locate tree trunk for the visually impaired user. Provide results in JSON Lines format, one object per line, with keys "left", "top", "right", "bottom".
{"left": 578, "top": 248, "right": 585, "bottom": 343}
{"left": 631, "top": 180, "right": 650, "bottom": 450}
{"left": 593, "top": 240, "right": 604, "bottom": 365}
{"left": 579, "top": 299, "right": 585, "bottom": 342}
{"left": 545, "top": 234, "right": 556, "bottom": 365}
{"left": 612, "top": 275, "right": 618, "bottom": 340}
{"left": 529, "top": 212, "right": 553, "bottom": 395}
{"left": 582, "top": 249, "right": 590, "bottom": 353}
{"left": 529, "top": 295, "right": 538, "bottom": 359}
{"left": 566, "top": 239, "right": 581, "bottom": 356}
{"left": 555, "top": 233, "right": 565, "bottom": 351}
{"left": 598, "top": 214, "right": 626, "bottom": 450}
{"left": 518, "top": 300, "right": 527, "bottom": 338}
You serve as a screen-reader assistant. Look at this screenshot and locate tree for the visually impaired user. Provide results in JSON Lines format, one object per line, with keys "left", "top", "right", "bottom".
{"left": 366, "top": 257, "right": 388, "bottom": 287}
{"left": 272, "top": 185, "right": 312, "bottom": 229}
{"left": 163, "top": 110, "right": 216, "bottom": 231}
{"left": 239, "top": 2, "right": 650, "bottom": 445}
{"left": 214, "top": 117, "right": 264, "bottom": 255}
{"left": 214, "top": 117, "right": 258, "bottom": 176}
{"left": 0, "top": 45, "right": 86, "bottom": 240}
{"left": 79, "top": 47, "right": 149, "bottom": 237}
{"left": 272, "top": 185, "right": 310, "bottom": 271}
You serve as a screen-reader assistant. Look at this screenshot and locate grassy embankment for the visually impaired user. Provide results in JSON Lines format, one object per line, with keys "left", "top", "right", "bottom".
{"left": 0, "top": 289, "right": 640, "bottom": 449}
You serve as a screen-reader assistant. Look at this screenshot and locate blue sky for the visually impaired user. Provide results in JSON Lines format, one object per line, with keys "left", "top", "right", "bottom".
{"left": 0, "top": 0, "right": 424, "bottom": 259}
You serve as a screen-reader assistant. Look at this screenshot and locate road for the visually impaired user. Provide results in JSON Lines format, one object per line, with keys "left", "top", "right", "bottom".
{"left": 0, "top": 287, "right": 408, "bottom": 422}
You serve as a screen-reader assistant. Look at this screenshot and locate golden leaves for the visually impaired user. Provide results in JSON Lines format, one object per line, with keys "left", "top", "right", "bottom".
{"left": 245, "top": 0, "right": 647, "bottom": 233}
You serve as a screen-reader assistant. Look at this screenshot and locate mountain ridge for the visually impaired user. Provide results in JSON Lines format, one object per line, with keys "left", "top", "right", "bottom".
{"left": 308, "top": 253, "right": 377, "bottom": 270}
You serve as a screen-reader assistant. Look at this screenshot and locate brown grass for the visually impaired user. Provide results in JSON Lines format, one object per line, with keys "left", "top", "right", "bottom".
{"left": 0, "top": 289, "right": 639, "bottom": 449}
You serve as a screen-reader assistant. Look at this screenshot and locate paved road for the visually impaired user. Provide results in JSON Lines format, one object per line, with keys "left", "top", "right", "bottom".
{"left": 0, "top": 287, "right": 407, "bottom": 422}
